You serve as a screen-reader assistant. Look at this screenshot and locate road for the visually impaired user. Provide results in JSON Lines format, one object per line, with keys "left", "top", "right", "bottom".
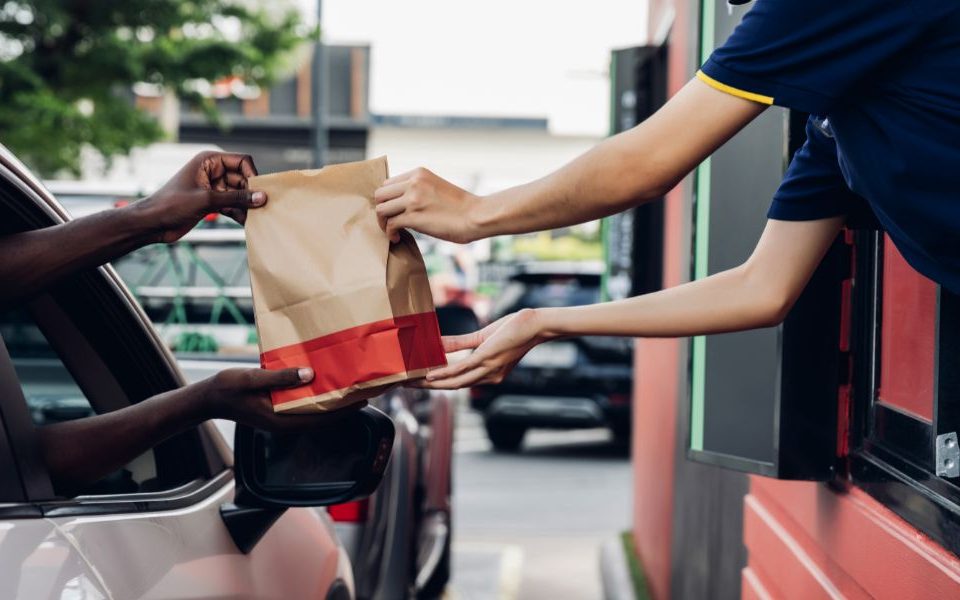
{"left": 447, "top": 409, "right": 632, "bottom": 600}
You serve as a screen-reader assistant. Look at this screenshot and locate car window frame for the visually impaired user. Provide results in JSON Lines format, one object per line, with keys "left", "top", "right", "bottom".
{"left": 0, "top": 153, "right": 231, "bottom": 514}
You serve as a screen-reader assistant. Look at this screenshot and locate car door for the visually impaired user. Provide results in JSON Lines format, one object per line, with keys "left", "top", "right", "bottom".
{"left": 0, "top": 147, "right": 347, "bottom": 599}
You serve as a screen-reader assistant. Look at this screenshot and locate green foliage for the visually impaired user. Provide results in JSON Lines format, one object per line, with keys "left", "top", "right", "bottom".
{"left": 0, "top": 0, "right": 313, "bottom": 175}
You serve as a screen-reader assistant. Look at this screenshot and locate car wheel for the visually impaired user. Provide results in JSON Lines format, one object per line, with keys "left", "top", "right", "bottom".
{"left": 485, "top": 421, "right": 526, "bottom": 452}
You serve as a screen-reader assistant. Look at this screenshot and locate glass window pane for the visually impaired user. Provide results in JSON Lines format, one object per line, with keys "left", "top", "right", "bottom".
{"left": 876, "top": 236, "right": 937, "bottom": 422}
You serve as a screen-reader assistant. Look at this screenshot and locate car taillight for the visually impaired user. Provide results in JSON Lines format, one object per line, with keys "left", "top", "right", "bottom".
{"left": 608, "top": 392, "right": 630, "bottom": 406}
{"left": 328, "top": 499, "right": 369, "bottom": 523}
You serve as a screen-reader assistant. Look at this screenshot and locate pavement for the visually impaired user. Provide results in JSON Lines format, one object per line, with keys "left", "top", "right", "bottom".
{"left": 446, "top": 409, "right": 632, "bottom": 600}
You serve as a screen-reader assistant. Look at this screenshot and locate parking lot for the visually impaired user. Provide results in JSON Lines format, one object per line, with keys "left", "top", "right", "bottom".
{"left": 448, "top": 408, "right": 632, "bottom": 599}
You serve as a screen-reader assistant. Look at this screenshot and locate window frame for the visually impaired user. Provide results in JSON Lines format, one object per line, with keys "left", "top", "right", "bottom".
{"left": 849, "top": 230, "right": 960, "bottom": 556}
{"left": 0, "top": 154, "right": 231, "bottom": 514}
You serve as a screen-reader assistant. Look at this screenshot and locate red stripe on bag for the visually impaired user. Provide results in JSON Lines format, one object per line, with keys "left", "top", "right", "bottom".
{"left": 260, "top": 311, "right": 447, "bottom": 406}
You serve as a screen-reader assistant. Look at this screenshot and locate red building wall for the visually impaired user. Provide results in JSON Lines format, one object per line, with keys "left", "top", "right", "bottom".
{"left": 744, "top": 478, "right": 960, "bottom": 599}
{"left": 630, "top": 1, "right": 694, "bottom": 599}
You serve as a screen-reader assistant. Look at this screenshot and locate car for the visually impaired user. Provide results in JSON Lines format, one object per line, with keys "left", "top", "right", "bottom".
{"left": 470, "top": 262, "right": 634, "bottom": 451}
{"left": 50, "top": 180, "right": 457, "bottom": 599}
{"left": 0, "top": 144, "right": 367, "bottom": 599}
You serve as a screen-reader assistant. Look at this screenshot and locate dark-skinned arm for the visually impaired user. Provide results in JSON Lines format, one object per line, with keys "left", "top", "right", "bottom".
{"left": 0, "top": 151, "right": 265, "bottom": 308}
{"left": 38, "top": 367, "right": 364, "bottom": 497}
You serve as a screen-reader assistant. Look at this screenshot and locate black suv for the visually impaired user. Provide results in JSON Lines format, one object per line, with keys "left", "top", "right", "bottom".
{"left": 470, "top": 262, "right": 634, "bottom": 451}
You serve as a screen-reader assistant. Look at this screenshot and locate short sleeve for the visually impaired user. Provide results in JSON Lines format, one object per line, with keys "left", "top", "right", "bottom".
{"left": 699, "top": 0, "right": 930, "bottom": 114}
{"left": 768, "top": 118, "right": 871, "bottom": 224}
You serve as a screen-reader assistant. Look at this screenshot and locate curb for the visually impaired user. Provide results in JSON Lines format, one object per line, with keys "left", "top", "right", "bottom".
{"left": 600, "top": 535, "right": 637, "bottom": 600}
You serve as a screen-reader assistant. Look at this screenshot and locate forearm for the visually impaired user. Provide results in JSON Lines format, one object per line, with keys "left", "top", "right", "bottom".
{"left": 469, "top": 79, "right": 766, "bottom": 239}
{"left": 0, "top": 205, "right": 156, "bottom": 307}
{"left": 539, "top": 264, "right": 786, "bottom": 340}
{"left": 38, "top": 384, "right": 209, "bottom": 496}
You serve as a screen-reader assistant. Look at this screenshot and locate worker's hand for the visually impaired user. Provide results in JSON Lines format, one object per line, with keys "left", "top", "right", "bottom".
{"left": 136, "top": 151, "right": 265, "bottom": 243}
{"left": 416, "top": 309, "right": 547, "bottom": 389}
{"left": 200, "top": 367, "right": 366, "bottom": 432}
{"left": 374, "top": 168, "right": 481, "bottom": 244}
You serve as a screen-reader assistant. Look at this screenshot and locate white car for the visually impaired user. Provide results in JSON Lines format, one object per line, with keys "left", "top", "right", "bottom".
{"left": 0, "top": 145, "right": 395, "bottom": 599}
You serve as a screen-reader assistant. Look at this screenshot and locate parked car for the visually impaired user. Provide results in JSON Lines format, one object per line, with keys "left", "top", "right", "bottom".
{"left": 51, "top": 180, "right": 456, "bottom": 599}
{"left": 470, "top": 262, "right": 634, "bottom": 451}
{"left": 0, "top": 144, "right": 373, "bottom": 599}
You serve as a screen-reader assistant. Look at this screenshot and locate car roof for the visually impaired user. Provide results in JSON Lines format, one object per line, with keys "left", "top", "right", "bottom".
{"left": 0, "top": 144, "right": 71, "bottom": 224}
{"left": 509, "top": 261, "right": 604, "bottom": 284}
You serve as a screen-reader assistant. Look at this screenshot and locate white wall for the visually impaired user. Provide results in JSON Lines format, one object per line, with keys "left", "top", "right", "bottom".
{"left": 311, "top": 0, "right": 649, "bottom": 137}
{"left": 369, "top": 126, "right": 598, "bottom": 194}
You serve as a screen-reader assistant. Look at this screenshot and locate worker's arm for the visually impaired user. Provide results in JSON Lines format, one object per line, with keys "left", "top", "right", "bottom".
{"left": 419, "top": 217, "right": 844, "bottom": 389}
{"left": 374, "top": 77, "right": 766, "bottom": 243}
{"left": 0, "top": 152, "right": 265, "bottom": 308}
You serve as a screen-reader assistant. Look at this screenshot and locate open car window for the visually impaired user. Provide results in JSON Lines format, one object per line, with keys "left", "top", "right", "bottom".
{"left": 0, "top": 307, "right": 160, "bottom": 495}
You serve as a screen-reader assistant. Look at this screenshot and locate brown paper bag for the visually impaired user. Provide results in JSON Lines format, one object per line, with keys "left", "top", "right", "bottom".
{"left": 245, "top": 156, "right": 447, "bottom": 413}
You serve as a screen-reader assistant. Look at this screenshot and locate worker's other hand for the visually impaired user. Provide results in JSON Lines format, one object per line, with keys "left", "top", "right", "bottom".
{"left": 200, "top": 367, "right": 366, "bottom": 432}
{"left": 137, "top": 151, "right": 265, "bottom": 243}
{"left": 374, "top": 167, "right": 481, "bottom": 244}
{"left": 416, "top": 309, "right": 546, "bottom": 389}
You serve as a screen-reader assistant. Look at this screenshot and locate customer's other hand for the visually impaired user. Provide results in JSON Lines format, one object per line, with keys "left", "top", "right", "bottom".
{"left": 200, "top": 367, "right": 365, "bottom": 432}
{"left": 137, "top": 151, "right": 265, "bottom": 243}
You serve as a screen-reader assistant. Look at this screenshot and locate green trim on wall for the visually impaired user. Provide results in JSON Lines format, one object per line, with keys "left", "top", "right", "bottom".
{"left": 690, "top": 0, "right": 716, "bottom": 452}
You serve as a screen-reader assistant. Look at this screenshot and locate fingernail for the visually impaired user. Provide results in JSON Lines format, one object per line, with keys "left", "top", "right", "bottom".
{"left": 426, "top": 372, "right": 436, "bottom": 381}
{"left": 298, "top": 367, "right": 314, "bottom": 382}
{"left": 251, "top": 191, "right": 266, "bottom": 206}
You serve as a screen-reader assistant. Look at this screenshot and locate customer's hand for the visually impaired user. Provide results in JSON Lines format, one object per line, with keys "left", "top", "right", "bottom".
{"left": 374, "top": 168, "right": 481, "bottom": 244}
{"left": 136, "top": 151, "right": 266, "bottom": 243}
{"left": 417, "top": 309, "right": 548, "bottom": 389}
{"left": 200, "top": 367, "right": 365, "bottom": 432}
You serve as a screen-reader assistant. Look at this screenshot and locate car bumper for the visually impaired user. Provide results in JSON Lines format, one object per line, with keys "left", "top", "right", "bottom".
{"left": 471, "top": 365, "right": 632, "bottom": 429}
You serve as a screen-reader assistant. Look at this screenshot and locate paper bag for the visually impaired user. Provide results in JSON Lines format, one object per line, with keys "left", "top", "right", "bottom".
{"left": 245, "top": 156, "right": 447, "bottom": 413}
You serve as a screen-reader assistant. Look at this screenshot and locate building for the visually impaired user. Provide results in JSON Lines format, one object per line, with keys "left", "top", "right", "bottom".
{"left": 134, "top": 44, "right": 372, "bottom": 173}
{"left": 626, "top": 2, "right": 960, "bottom": 598}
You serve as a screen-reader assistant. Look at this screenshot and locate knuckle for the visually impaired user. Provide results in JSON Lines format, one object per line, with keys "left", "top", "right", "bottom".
{"left": 239, "top": 369, "right": 258, "bottom": 388}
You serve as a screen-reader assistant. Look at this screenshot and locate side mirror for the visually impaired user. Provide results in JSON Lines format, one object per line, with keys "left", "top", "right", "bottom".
{"left": 435, "top": 303, "right": 480, "bottom": 336}
{"left": 222, "top": 405, "right": 395, "bottom": 552}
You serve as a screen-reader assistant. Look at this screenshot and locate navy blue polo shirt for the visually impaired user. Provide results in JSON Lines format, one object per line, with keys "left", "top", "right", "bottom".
{"left": 698, "top": 0, "right": 960, "bottom": 293}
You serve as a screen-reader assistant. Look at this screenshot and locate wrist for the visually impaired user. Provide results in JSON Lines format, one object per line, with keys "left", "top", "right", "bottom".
{"left": 530, "top": 307, "right": 564, "bottom": 342}
{"left": 191, "top": 378, "right": 223, "bottom": 422}
{"left": 465, "top": 193, "right": 498, "bottom": 242}
{"left": 122, "top": 200, "right": 166, "bottom": 245}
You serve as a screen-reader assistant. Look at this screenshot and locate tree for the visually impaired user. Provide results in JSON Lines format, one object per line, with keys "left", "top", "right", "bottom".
{"left": 0, "top": 0, "right": 312, "bottom": 176}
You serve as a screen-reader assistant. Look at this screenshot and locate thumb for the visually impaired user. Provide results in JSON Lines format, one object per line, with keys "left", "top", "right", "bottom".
{"left": 206, "top": 189, "right": 267, "bottom": 211}
{"left": 243, "top": 367, "right": 314, "bottom": 390}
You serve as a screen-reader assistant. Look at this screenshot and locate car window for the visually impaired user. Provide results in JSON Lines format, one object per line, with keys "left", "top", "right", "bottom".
{"left": 493, "top": 276, "right": 601, "bottom": 317}
{"left": 0, "top": 307, "right": 158, "bottom": 495}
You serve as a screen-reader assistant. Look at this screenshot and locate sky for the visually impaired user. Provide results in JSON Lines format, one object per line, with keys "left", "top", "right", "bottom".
{"left": 297, "top": 0, "right": 649, "bottom": 137}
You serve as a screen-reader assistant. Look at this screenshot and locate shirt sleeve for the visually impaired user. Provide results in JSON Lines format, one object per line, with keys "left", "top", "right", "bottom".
{"left": 699, "top": 0, "right": 931, "bottom": 114}
{"left": 768, "top": 118, "right": 871, "bottom": 223}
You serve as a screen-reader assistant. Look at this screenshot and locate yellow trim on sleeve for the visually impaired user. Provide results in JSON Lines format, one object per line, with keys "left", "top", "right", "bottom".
{"left": 696, "top": 70, "right": 774, "bottom": 105}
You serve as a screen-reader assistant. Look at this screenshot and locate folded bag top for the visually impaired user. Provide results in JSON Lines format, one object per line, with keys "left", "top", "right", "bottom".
{"left": 245, "top": 156, "right": 446, "bottom": 413}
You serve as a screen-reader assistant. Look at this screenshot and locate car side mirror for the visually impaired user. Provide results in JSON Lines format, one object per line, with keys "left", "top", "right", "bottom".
{"left": 222, "top": 405, "right": 395, "bottom": 552}
{"left": 435, "top": 303, "right": 480, "bottom": 336}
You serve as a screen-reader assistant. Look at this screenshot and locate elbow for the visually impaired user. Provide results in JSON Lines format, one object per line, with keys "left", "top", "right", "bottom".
{"left": 739, "top": 265, "right": 796, "bottom": 328}
{"left": 755, "top": 292, "right": 794, "bottom": 328}
{"left": 633, "top": 179, "right": 676, "bottom": 203}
